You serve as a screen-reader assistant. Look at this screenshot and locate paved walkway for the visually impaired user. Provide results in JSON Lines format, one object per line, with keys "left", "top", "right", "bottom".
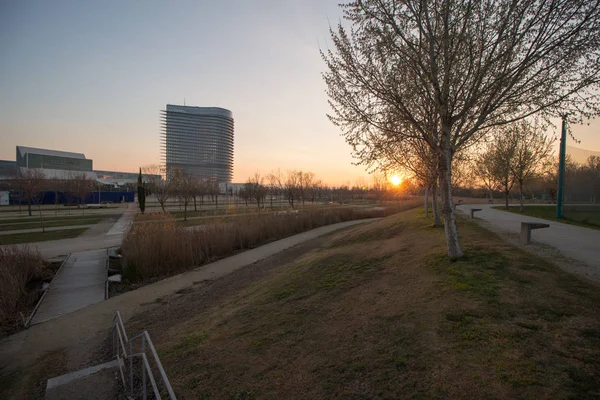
{"left": 0, "top": 218, "right": 378, "bottom": 370}
{"left": 31, "top": 249, "right": 107, "bottom": 325}
{"left": 456, "top": 204, "right": 600, "bottom": 280}
{"left": 106, "top": 203, "right": 136, "bottom": 236}
{"left": 0, "top": 224, "right": 95, "bottom": 235}
{"left": 0, "top": 205, "right": 135, "bottom": 259}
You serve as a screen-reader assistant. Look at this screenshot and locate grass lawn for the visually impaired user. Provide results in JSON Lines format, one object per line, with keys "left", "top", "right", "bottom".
{"left": 493, "top": 205, "right": 600, "bottom": 229}
{"left": 0, "top": 228, "right": 88, "bottom": 245}
{"left": 123, "top": 208, "right": 600, "bottom": 399}
{"left": 0, "top": 217, "right": 107, "bottom": 232}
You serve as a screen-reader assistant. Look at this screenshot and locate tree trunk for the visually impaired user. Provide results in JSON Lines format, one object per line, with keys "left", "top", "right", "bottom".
{"left": 160, "top": 200, "right": 166, "bottom": 213}
{"left": 38, "top": 202, "right": 45, "bottom": 233}
{"left": 519, "top": 181, "right": 524, "bottom": 213}
{"left": 439, "top": 149, "right": 464, "bottom": 259}
{"left": 432, "top": 182, "right": 442, "bottom": 227}
{"left": 184, "top": 201, "right": 187, "bottom": 221}
{"left": 215, "top": 194, "right": 218, "bottom": 210}
{"left": 28, "top": 198, "right": 32, "bottom": 216}
{"left": 505, "top": 191, "right": 509, "bottom": 209}
{"left": 424, "top": 187, "right": 429, "bottom": 217}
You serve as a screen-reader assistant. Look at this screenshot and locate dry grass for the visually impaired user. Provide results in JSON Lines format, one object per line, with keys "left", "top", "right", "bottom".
{"left": 121, "top": 201, "right": 421, "bottom": 282}
{"left": 124, "top": 207, "right": 600, "bottom": 399}
{"left": 0, "top": 246, "right": 45, "bottom": 334}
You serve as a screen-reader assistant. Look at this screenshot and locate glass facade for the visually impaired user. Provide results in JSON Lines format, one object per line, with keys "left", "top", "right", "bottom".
{"left": 16, "top": 146, "right": 93, "bottom": 172}
{"left": 161, "top": 105, "right": 234, "bottom": 182}
{"left": 0, "top": 160, "right": 16, "bottom": 178}
{"left": 25, "top": 153, "right": 93, "bottom": 171}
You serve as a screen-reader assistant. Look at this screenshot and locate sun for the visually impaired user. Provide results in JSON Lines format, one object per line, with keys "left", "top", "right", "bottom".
{"left": 390, "top": 175, "right": 402, "bottom": 186}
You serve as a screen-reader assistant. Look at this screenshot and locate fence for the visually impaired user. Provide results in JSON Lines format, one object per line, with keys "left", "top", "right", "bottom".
{"left": 112, "top": 311, "right": 177, "bottom": 399}
{"left": 564, "top": 144, "right": 600, "bottom": 226}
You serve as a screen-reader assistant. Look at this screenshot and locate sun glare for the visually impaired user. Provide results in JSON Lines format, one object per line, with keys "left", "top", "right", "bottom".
{"left": 390, "top": 175, "right": 402, "bottom": 186}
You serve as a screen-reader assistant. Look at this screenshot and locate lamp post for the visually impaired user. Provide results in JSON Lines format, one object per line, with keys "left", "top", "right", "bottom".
{"left": 556, "top": 117, "right": 567, "bottom": 219}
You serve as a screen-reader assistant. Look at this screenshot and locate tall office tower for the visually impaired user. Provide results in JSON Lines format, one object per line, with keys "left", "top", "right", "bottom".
{"left": 160, "top": 104, "right": 234, "bottom": 182}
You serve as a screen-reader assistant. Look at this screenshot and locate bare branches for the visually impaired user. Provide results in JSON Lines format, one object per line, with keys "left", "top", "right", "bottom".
{"left": 323, "top": 0, "right": 600, "bottom": 258}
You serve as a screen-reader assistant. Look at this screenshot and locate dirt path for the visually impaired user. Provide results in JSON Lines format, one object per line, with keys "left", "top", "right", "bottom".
{"left": 0, "top": 219, "right": 376, "bottom": 374}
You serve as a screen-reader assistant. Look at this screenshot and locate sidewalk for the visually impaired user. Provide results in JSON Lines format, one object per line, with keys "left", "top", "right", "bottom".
{"left": 0, "top": 218, "right": 377, "bottom": 370}
{"left": 0, "top": 205, "right": 134, "bottom": 259}
{"left": 456, "top": 204, "right": 600, "bottom": 280}
{"left": 30, "top": 249, "right": 107, "bottom": 325}
{"left": 106, "top": 203, "right": 136, "bottom": 235}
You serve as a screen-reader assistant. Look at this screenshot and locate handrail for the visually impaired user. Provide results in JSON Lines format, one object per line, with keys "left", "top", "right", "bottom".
{"left": 112, "top": 311, "right": 177, "bottom": 400}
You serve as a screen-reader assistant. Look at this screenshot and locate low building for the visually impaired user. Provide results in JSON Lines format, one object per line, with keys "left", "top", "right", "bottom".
{"left": 16, "top": 146, "right": 93, "bottom": 171}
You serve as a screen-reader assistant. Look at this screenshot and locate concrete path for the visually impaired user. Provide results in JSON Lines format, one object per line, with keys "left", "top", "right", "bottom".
{"left": 0, "top": 205, "right": 134, "bottom": 259}
{"left": 456, "top": 204, "right": 600, "bottom": 280}
{"left": 30, "top": 249, "right": 107, "bottom": 325}
{"left": 0, "top": 224, "right": 94, "bottom": 235}
{"left": 0, "top": 218, "right": 378, "bottom": 370}
{"left": 106, "top": 203, "right": 136, "bottom": 236}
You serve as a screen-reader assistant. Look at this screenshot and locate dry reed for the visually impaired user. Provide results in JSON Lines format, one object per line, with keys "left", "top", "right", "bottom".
{"left": 0, "top": 246, "right": 44, "bottom": 323}
{"left": 122, "top": 201, "right": 422, "bottom": 282}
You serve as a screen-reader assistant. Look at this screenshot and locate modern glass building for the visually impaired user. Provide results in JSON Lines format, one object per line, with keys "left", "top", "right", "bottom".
{"left": 16, "top": 146, "right": 93, "bottom": 171}
{"left": 160, "top": 105, "right": 234, "bottom": 182}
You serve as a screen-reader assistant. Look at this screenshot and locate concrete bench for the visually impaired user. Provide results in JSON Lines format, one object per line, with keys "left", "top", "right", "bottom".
{"left": 107, "top": 247, "right": 121, "bottom": 260}
{"left": 470, "top": 208, "right": 482, "bottom": 219}
{"left": 453, "top": 199, "right": 463, "bottom": 211}
{"left": 520, "top": 222, "right": 550, "bottom": 244}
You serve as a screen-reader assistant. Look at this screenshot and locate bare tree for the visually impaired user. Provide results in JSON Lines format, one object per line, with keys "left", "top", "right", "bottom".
{"left": 297, "top": 171, "right": 314, "bottom": 207}
{"left": 10, "top": 168, "right": 47, "bottom": 229}
{"left": 172, "top": 168, "right": 196, "bottom": 221}
{"left": 490, "top": 132, "right": 518, "bottom": 209}
{"left": 143, "top": 164, "right": 172, "bottom": 213}
{"left": 508, "top": 121, "right": 555, "bottom": 212}
{"left": 366, "top": 135, "right": 442, "bottom": 226}
{"left": 267, "top": 169, "right": 284, "bottom": 208}
{"left": 246, "top": 173, "right": 267, "bottom": 210}
{"left": 68, "top": 172, "right": 94, "bottom": 215}
{"left": 284, "top": 170, "right": 300, "bottom": 208}
{"left": 323, "top": 0, "right": 600, "bottom": 258}
{"left": 474, "top": 143, "right": 502, "bottom": 203}
{"left": 206, "top": 179, "right": 220, "bottom": 210}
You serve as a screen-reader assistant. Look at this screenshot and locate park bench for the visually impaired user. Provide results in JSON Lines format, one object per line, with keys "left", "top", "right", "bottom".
{"left": 108, "top": 247, "right": 121, "bottom": 260}
{"left": 520, "top": 222, "right": 550, "bottom": 244}
{"left": 453, "top": 199, "right": 463, "bottom": 211}
{"left": 470, "top": 208, "right": 482, "bottom": 219}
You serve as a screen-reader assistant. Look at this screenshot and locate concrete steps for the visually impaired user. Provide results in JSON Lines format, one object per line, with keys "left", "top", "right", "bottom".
{"left": 45, "top": 360, "right": 124, "bottom": 400}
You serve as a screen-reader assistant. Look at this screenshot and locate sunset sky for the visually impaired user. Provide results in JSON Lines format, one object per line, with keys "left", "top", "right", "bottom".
{"left": 1, "top": 0, "right": 599, "bottom": 186}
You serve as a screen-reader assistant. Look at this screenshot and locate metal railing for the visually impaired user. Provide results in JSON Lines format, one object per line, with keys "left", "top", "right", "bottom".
{"left": 112, "top": 311, "right": 177, "bottom": 400}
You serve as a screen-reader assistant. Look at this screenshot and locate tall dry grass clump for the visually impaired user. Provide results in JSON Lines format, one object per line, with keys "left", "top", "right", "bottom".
{"left": 0, "top": 246, "right": 44, "bottom": 323}
{"left": 122, "top": 200, "right": 422, "bottom": 282}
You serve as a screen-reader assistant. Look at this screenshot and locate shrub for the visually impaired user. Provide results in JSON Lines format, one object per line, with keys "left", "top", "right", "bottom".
{"left": 0, "top": 246, "right": 44, "bottom": 324}
{"left": 122, "top": 201, "right": 422, "bottom": 282}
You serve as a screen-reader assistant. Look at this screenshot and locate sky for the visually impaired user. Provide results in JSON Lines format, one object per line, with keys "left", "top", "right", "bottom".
{"left": 1, "top": 1, "right": 599, "bottom": 186}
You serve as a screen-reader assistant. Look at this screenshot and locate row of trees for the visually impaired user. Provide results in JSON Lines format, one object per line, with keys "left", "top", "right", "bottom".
{"left": 139, "top": 165, "right": 411, "bottom": 220}
{"left": 322, "top": 0, "right": 600, "bottom": 258}
{"left": 141, "top": 165, "right": 222, "bottom": 220}
{"left": 473, "top": 121, "right": 554, "bottom": 212}
{"left": 2, "top": 169, "right": 96, "bottom": 232}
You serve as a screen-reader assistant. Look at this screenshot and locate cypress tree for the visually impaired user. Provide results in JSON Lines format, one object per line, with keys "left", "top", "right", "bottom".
{"left": 137, "top": 167, "right": 146, "bottom": 214}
